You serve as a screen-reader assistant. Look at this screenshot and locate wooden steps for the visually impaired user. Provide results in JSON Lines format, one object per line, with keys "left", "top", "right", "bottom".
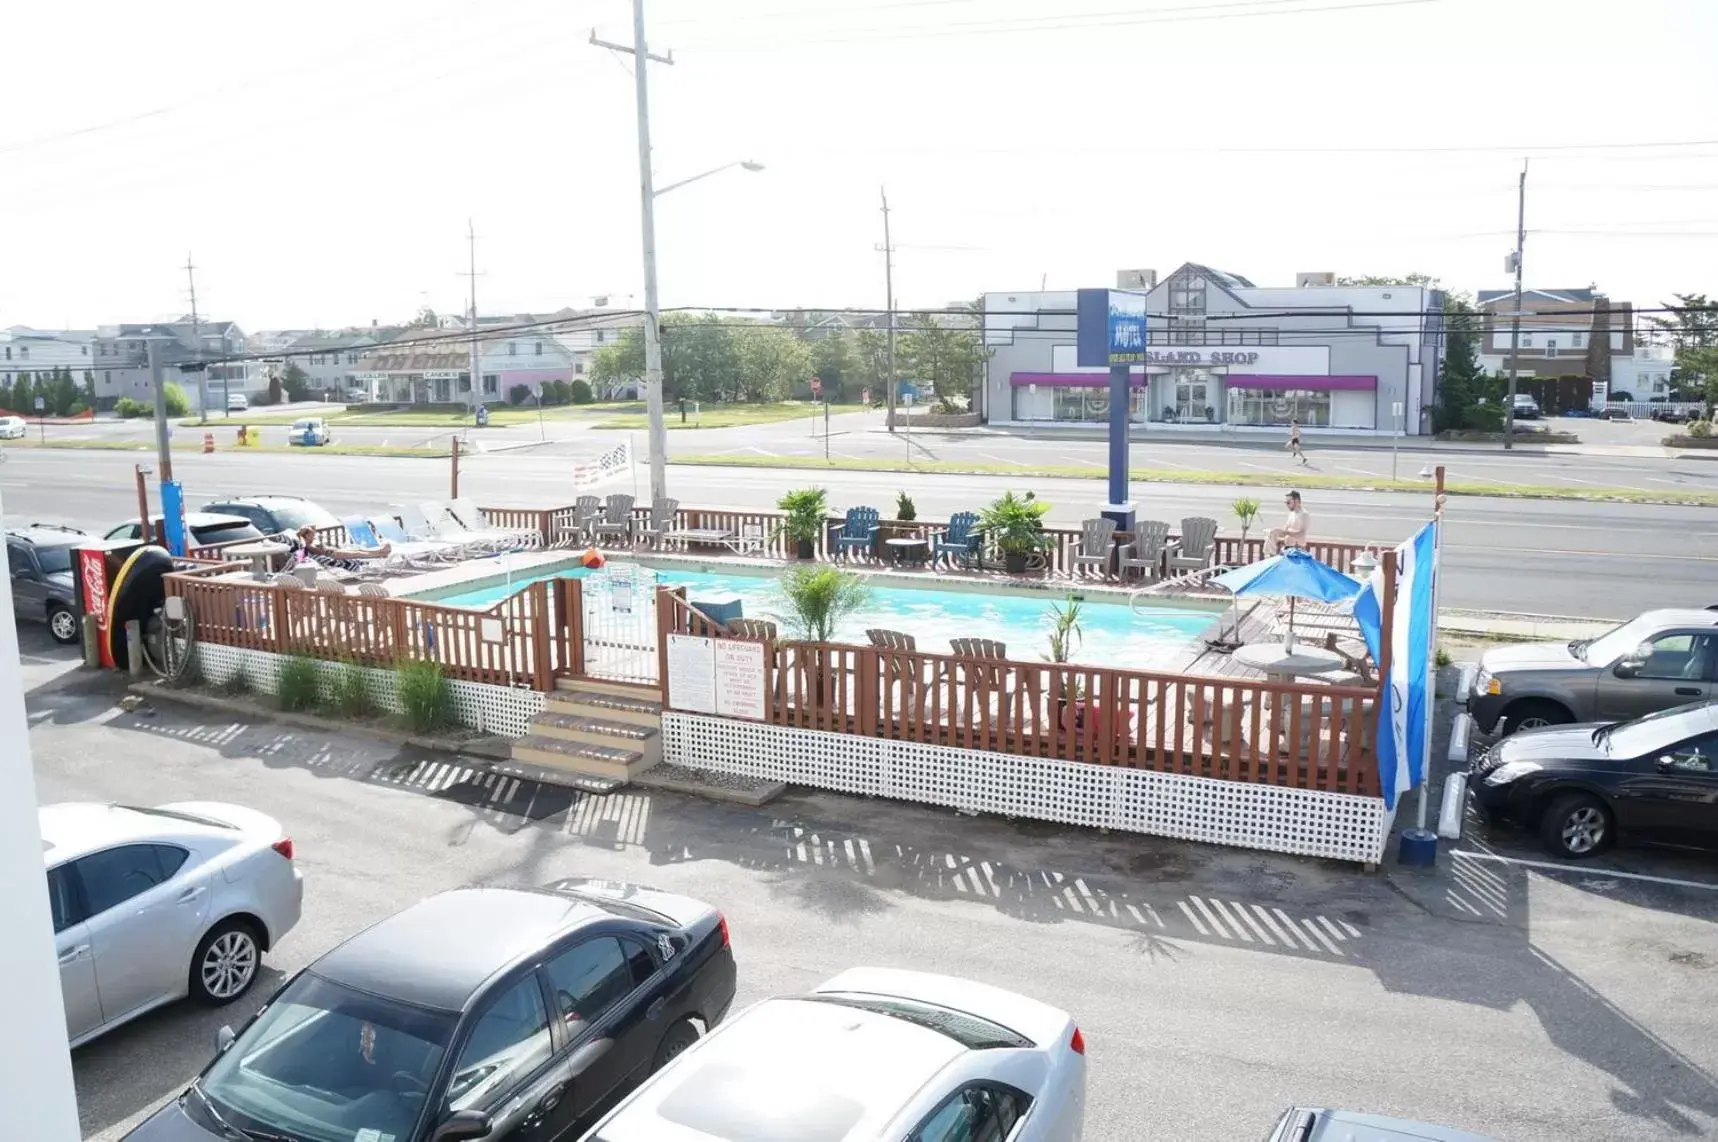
{"left": 512, "top": 680, "right": 664, "bottom": 785}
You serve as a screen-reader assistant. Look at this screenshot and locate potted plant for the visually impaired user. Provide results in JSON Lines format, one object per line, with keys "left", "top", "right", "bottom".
{"left": 775, "top": 487, "right": 829, "bottom": 560}
{"left": 1232, "top": 495, "right": 1260, "bottom": 546}
{"left": 1044, "top": 595, "right": 1086, "bottom": 729}
{"left": 774, "top": 565, "right": 869, "bottom": 706}
{"left": 980, "top": 490, "right": 1050, "bottom": 573}
{"left": 890, "top": 490, "right": 918, "bottom": 544}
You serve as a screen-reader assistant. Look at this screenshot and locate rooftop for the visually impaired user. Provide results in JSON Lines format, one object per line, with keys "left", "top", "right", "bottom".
{"left": 310, "top": 887, "right": 607, "bottom": 1012}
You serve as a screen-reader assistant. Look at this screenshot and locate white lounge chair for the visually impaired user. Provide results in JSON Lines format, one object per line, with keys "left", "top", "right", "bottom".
{"left": 421, "top": 501, "right": 532, "bottom": 553}
{"left": 388, "top": 506, "right": 488, "bottom": 559}
{"left": 449, "top": 498, "right": 541, "bottom": 549}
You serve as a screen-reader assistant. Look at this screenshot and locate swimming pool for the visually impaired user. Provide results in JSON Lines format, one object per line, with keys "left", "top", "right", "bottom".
{"left": 436, "top": 564, "right": 1220, "bottom": 673}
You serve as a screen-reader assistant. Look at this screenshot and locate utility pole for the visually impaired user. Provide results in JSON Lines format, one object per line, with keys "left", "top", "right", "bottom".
{"left": 462, "top": 219, "right": 483, "bottom": 413}
{"left": 1503, "top": 160, "right": 1527, "bottom": 451}
{"left": 184, "top": 254, "right": 209, "bottom": 424}
{"left": 592, "top": 2, "right": 675, "bottom": 505}
{"left": 148, "top": 337, "right": 172, "bottom": 481}
{"left": 880, "top": 187, "right": 897, "bottom": 433}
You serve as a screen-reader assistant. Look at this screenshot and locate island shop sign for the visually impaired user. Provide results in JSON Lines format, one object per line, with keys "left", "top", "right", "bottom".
{"left": 1146, "top": 349, "right": 1261, "bottom": 366}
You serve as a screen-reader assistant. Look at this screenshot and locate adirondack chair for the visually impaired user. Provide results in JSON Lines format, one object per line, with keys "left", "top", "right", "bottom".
{"left": 638, "top": 498, "right": 680, "bottom": 547}
{"left": 947, "top": 638, "right": 1014, "bottom": 726}
{"left": 727, "top": 618, "right": 778, "bottom": 641}
{"left": 830, "top": 506, "right": 881, "bottom": 559}
{"left": 1119, "top": 519, "right": 1172, "bottom": 581}
{"left": 929, "top": 511, "right": 981, "bottom": 566}
{"left": 1068, "top": 518, "right": 1118, "bottom": 576}
{"left": 1165, "top": 516, "right": 1219, "bottom": 574}
{"left": 868, "top": 629, "right": 929, "bottom": 717}
{"left": 591, "top": 494, "right": 636, "bottom": 545}
{"left": 554, "top": 495, "right": 603, "bottom": 546}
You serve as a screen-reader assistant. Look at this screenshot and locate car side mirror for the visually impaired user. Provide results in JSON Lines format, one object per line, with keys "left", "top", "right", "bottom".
{"left": 215, "top": 1025, "right": 235, "bottom": 1054}
{"left": 431, "top": 1110, "right": 493, "bottom": 1141}
{"left": 1613, "top": 660, "right": 1642, "bottom": 679}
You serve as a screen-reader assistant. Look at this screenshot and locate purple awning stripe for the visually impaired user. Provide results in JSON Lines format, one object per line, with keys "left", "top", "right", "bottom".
{"left": 1010, "top": 372, "right": 1145, "bottom": 388}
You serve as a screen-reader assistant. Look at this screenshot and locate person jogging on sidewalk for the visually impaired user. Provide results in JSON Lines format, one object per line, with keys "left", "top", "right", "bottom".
{"left": 1286, "top": 418, "right": 1307, "bottom": 465}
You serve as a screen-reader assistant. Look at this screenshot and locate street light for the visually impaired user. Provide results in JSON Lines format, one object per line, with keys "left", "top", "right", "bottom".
{"left": 638, "top": 157, "right": 764, "bottom": 504}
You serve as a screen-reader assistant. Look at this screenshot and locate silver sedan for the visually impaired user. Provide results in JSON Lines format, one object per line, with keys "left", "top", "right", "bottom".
{"left": 42, "top": 801, "right": 304, "bottom": 1048}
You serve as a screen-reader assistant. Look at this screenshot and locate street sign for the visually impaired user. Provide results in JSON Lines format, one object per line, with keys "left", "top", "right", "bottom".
{"left": 33, "top": 396, "right": 45, "bottom": 411}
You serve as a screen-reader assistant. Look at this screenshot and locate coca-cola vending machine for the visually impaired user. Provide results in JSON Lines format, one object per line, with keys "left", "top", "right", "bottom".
{"left": 75, "top": 538, "right": 146, "bottom": 669}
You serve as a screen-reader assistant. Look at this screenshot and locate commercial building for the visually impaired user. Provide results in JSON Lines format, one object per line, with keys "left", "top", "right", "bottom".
{"left": 983, "top": 264, "right": 1445, "bottom": 436}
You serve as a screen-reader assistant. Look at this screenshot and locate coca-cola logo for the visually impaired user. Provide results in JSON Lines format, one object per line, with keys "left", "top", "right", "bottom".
{"left": 79, "top": 550, "right": 107, "bottom": 626}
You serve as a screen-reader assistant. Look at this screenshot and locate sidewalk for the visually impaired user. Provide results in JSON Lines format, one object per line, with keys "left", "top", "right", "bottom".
{"left": 1439, "top": 610, "right": 1614, "bottom": 642}
{"left": 877, "top": 421, "right": 1676, "bottom": 460}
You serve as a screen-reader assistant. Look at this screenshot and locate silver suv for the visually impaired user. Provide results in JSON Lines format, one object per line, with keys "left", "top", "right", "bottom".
{"left": 7, "top": 525, "right": 86, "bottom": 644}
{"left": 1469, "top": 609, "right": 1718, "bottom": 735}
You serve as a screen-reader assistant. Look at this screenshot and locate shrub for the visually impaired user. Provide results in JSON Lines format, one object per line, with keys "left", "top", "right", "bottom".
{"left": 569, "top": 378, "right": 594, "bottom": 404}
{"left": 509, "top": 383, "right": 531, "bottom": 406}
{"left": 396, "top": 659, "right": 453, "bottom": 732}
{"left": 277, "top": 654, "right": 321, "bottom": 712}
{"left": 162, "top": 381, "right": 191, "bottom": 417}
{"left": 895, "top": 491, "right": 916, "bottom": 521}
{"left": 775, "top": 487, "right": 830, "bottom": 546}
{"left": 215, "top": 666, "right": 250, "bottom": 697}
{"left": 980, "top": 490, "right": 1051, "bottom": 556}
{"left": 1434, "top": 645, "right": 1453, "bottom": 669}
{"left": 1689, "top": 419, "right": 1713, "bottom": 439}
{"left": 114, "top": 397, "right": 148, "bottom": 419}
{"left": 328, "top": 658, "right": 371, "bottom": 718}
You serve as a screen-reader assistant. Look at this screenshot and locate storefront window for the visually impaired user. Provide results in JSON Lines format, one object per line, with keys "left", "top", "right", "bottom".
{"left": 1227, "top": 387, "right": 1330, "bottom": 428}
{"left": 1018, "top": 386, "right": 1143, "bottom": 422}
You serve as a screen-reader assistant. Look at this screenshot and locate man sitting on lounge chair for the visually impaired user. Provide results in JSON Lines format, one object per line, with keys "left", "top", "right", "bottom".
{"left": 284, "top": 525, "right": 392, "bottom": 572}
{"left": 1267, "top": 490, "right": 1310, "bottom": 553}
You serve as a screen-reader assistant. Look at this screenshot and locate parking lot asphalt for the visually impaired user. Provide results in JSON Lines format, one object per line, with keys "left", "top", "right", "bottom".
{"left": 20, "top": 634, "right": 1718, "bottom": 1142}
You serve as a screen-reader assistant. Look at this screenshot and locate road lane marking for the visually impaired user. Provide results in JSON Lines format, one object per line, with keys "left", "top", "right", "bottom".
{"left": 1452, "top": 849, "right": 1718, "bottom": 891}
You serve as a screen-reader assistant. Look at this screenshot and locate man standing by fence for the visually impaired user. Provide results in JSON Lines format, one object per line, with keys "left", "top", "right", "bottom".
{"left": 1269, "top": 491, "right": 1310, "bottom": 553}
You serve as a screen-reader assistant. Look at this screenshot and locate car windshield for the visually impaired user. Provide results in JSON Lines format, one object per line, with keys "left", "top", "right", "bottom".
{"left": 197, "top": 971, "right": 455, "bottom": 1142}
{"left": 293, "top": 419, "right": 318, "bottom": 430}
{"left": 1594, "top": 703, "right": 1715, "bottom": 757}
{"left": 1571, "top": 616, "right": 1658, "bottom": 665}
{"left": 265, "top": 502, "right": 340, "bottom": 531}
{"left": 34, "top": 544, "right": 73, "bottom": 574}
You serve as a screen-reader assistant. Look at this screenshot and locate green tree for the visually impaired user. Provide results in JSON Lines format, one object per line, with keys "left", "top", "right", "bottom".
{"left": 899, "top": 314, "right": 989, "bottom": 411}
{"left": 734, "top": 327, "right": 812, "bottom": 402}
{"left": 82, "top": 370, "right": 95, "bottom": 402}
{"left": 11, "top": 373, "right": 33, "bottom": 415}
{"left": 280, "top": 362, "right": 312, "bottom": 402}
{"left": 852, "top": 328, "right": 891, "bottom": 400}
{"left": 48, "top": 366, "right": 80, "bottom": 416}
{"left": 809, "top": 331, "right": 857, "bottom": 400}
{"left": 162, "top": 381, "right": 191, "bottom": 417}
{"left": 1648, "top": 294, "right": 1718, "bottom": 401}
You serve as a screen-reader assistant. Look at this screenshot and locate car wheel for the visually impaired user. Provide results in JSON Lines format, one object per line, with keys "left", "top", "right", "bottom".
{"left": 190, "top": 919, "right": 262, "bottom": 1005}
{"left": 652, "top": 1019, "right": 701, "bottom": 1071}
{"left": 1503, "top": 698, "right": 1571, "bottom": 735}
{"left": 1540, "top": 793, "right": 1613, "bottom": 859}
{"left": 47, "top": 604, "right": 80, "bottom": 645}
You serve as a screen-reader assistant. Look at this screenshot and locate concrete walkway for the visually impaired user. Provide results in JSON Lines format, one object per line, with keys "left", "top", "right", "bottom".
{"left": 1440, "top": 610, "right": 1615, "bottom": 641}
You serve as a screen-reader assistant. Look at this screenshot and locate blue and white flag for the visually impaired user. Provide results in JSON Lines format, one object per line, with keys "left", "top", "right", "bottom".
{"left": 1351, "top": 521, "right": 1438, "bottom": 809}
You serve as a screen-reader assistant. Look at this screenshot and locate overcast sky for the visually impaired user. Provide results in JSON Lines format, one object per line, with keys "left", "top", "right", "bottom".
{"left": 4, "top": 0, "right": 1717, "bottom": 332}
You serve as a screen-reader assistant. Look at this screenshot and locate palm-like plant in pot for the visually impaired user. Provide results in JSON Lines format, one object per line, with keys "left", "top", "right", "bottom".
{"left": 775, "top": 487, "right": 829, "bottom": 559}
{"left": 980, "top": 490, "right": 1050, "bottom": 573}
{"left": 1043, "top": 595, "right": 1086, "bottom": 729}
{"left": 774, "top": 565, "right": 869, "bottom": 706}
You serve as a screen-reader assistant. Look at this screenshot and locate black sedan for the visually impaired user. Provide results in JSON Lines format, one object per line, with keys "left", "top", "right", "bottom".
{"left": 125, "top": 879, "right": 736, "bottom": 1142}
{"left": 1470, "top": 700, "right": 1718, "bottom": 858}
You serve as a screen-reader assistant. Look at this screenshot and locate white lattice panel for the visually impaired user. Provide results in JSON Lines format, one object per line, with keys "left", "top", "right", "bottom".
{"left": 191, "top": 646, "right": 546, "bottom": 738}
{"left": 662, "top": 713, "right": 1389, "bottom": 865}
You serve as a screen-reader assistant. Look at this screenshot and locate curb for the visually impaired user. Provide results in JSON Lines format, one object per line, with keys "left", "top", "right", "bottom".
{"left": 127, "top": 681, "right": 513, "bottom": 760}
{"left": 630, "top": 766, "right": 787, "bottom": 807}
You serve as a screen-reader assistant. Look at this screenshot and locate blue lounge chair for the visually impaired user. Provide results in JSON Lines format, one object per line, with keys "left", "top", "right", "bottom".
{"left": 830, "top": 506, "right": 881, "bottom": 559}
{"left": 930, "top": 511, "right": 981, "bottom": 566}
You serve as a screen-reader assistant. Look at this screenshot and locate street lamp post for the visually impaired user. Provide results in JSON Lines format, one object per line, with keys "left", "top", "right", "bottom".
{"left": 637, "top": 158, "right": 764, "bottom": 504}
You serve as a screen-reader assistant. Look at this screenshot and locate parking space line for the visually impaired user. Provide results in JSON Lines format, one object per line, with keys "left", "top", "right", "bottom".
{"left": 1452, "top": 849, "right": 1718, "bottom": 891}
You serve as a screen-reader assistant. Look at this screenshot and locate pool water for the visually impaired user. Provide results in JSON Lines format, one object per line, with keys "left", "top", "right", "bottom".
{"left": 438, "top": 566, "right": 1218, "bottom": 672}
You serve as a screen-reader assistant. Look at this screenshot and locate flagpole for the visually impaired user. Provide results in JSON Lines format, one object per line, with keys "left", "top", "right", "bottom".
{"left": 1416, "top": 465, "right": 1447, "bottom": 832}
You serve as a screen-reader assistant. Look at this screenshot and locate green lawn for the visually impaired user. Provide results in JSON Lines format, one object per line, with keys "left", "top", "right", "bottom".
{"left": 594, "top": 401, "right": 864, "bottom": 430}
{"left": 14, "top": 438, "right": 444, "bottom": 458}
{"left": 673, "top": 452, "right": 1718, "bottom": 508}
{"left": 174, "top": 404, "right": 629, "bottom": 429}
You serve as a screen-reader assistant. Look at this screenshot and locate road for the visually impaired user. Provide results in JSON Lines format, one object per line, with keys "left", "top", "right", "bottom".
{"left": 21, "top": 638, "right": 1718, "bottom": 1142}
{"left": 1, "top": 445, "right": 1710, "bottom": 619}
{"left": 35, "top": 409, "right": 1718, "bottom": 496}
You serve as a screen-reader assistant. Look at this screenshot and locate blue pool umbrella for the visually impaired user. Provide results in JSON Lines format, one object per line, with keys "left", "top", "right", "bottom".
{"left": 1213, "top": 549, "right": 1363, "bottom": 644}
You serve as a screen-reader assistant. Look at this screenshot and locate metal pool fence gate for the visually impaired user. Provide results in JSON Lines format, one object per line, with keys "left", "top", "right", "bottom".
{"left": 580, "top": 564, "right": 660, "bottom": 684}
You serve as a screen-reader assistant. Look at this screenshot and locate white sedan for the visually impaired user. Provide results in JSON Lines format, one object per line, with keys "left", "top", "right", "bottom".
{"left": 0, "top": 415, "right": 26, "bottom": 439}
{"left": 42, "top": 801, "right": 304, "bottom": 1048}
{"left": 581, "top": 967, "right": 1087, "bottom": 1142}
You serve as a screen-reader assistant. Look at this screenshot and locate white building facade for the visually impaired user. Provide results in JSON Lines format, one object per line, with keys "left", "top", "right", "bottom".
{"left": 983, "top": 265, "right": 1444, "bottom": 436}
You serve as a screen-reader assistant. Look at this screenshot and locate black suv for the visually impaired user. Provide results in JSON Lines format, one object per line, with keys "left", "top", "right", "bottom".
{"left": 200, "top": 494, "right": 341, "bottom": 536}
{"left": 7, "top": 524, "right": 86, "bottom": 644}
